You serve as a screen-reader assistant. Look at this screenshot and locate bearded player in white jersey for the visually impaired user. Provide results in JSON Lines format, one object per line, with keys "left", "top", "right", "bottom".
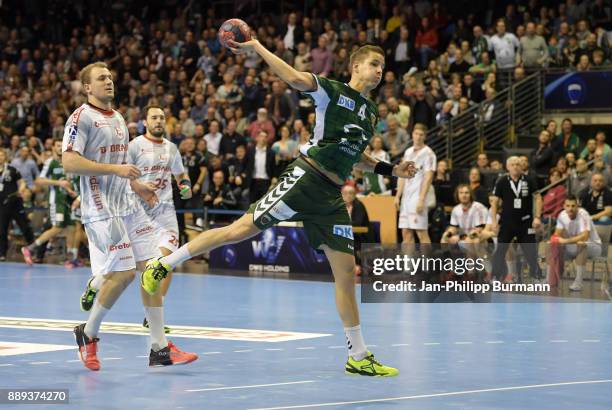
{"left": 62, "top": 61, "right": 197, "bottom": 371}
{"left": 80, "top": 104, "right": 192, "bottom": 332}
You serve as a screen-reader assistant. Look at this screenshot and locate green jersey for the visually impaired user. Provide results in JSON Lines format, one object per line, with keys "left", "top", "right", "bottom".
{"left": 39, "top": 157, "right": 75, "bottom": 206}
{"left": 301, "top": 75, "right": 379, "bottom": 180}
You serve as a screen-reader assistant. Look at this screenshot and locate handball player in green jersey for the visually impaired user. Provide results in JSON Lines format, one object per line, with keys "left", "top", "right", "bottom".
{"left": 142, "top": 35, "right": 417, "bottom": 377}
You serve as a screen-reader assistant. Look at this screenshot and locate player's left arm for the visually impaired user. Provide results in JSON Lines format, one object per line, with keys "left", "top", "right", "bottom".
{"left": 354, "top": 151, "right": 416, "bottom": 178}
{"left": 532, "top": 191, "right": 542, "bottom": 229}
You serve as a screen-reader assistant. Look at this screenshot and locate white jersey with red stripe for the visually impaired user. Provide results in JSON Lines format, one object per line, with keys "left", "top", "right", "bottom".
{"left": 450, "top": 201, "right": 488, "bottom": 233}
{"left": 128, "top": 135, "right": 184, "bottom": 206}
{"left": 556, "top": 208, "right": 602, "bottom": 245}
{"left": 61, "top": 103, "right": 135, "bottom": 224}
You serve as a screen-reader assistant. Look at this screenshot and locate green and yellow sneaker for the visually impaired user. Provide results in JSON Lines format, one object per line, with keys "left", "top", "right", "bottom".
{"left": 141, "top": 258, "right": 171, "bottom": 295}
{"left": 345, "top": 352, "right": 399, "bottom": 377}
{"left": 80, "top": 277, "right": 98, "bottom": 312}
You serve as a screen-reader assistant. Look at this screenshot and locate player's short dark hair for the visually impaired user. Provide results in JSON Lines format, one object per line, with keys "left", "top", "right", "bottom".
{"left": 349, "top": 45, "right": 385, "bottom": 71}
{"left": 144, "top": 105, "right": 164, "bottom": 118}
{"left": 565, "top": 194, "right": 578, "bottom": 203}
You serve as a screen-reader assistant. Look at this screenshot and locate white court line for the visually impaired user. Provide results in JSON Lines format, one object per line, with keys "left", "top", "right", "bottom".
{"left": 104, "top": 357, "right": 122, "bottom": 360}
{"left": 550, "top": 340, "right": 568, "bottom": 343}
{"left": 391, "top": 343, "right": 410, "bottom": 347}
{"left": 249, "top": 379, "right": 612, "bottom": 410}
{"left": 583, "top": 340, "right": 600, "bottom": 343}
{"left": 327, "top": 346, "right": 344, "bottom": 349}
{"left": 186, "top": 380, "right": 316, "bottom": 393}
{"left": 202, "top": 352, "right": 222, "bottom": 355}
{"left": 136, "top": 355, "right": 149, "bottom": 358}
{"left": 296, "top": 347, "right": 315, "bottom": 350}
{"left": 454, "top": 342, "right": 472, "bottom": 345}
{"left": 29, "top": 361, "right": 51, "bottom": 365}
{"left": 518, "top": 340, "right": 537, "bottom": 343}
{"left": 234, "top": 350, "right": 253, "bottom": 353}
{"left": 423, "top": 342, "right": 440, "bottom": 346}
{"left": 66, "top": 359, "right": 81, "bottom": 363}
{"left": 265, "top": 348, "right": 284, "bottom": 351}
{"left": 486, "top": 341, "right": 504, "bottom": 344}
{"left": 0, "top": 363, "right": 14, "bottom": 367}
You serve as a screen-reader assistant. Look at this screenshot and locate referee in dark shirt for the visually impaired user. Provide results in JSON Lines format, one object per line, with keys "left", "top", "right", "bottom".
{"left": 0, "top": 150, "right": 34, "bottom": 260}
{"left": 490, "top": 156, "right": 543, "bottom": 281}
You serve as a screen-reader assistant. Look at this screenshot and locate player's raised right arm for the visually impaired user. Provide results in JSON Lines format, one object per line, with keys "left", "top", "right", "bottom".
{"left": 229, "top": 39, "right": 316, "bottom": 92}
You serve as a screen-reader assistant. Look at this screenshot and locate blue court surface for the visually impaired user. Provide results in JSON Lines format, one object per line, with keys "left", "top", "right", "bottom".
{"left": 1, "top": 262, "right": 611, "bottom": 409}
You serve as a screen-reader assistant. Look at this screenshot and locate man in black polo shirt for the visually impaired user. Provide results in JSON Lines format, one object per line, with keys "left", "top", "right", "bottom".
{"left": 580, "top": 172, "right": 612, "bottom": 225}
{"left": 490, "top": 156, "right": 543, "bottom": 281}
{"left": 0, "top": 150, "right": 34, "bottom": 261}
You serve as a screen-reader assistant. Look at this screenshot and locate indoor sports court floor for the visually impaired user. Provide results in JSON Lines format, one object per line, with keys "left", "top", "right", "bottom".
{"left": 1, "top": 262, "right": 611, "bottom": 409}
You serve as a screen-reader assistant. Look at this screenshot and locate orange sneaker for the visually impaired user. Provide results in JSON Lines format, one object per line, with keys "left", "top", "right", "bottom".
{"left": 149, "top": 340, "right": 198, "bottom": 367}
{"left": 73, "top": 323, "right": 100, "bottom": 371}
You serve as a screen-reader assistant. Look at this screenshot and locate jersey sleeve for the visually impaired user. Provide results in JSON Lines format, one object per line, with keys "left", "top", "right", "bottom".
{"left": 578, "top": 210, "right": 590, "bottom": 233}
{"left": 170, "top": 144, "right": 185, "bottom": 175}
{"left": 127, "top": 140, "right": 138, "bottom": 165}
{"left": 475, "top": 204, "right": 487, "bottom": 227}
{"left": 62, "top": 107, "right": 90, "bottom": 155}
{"left": 303, "top": 74, "right": 336, "bottom": 105}
{"left": 555, "top": 213, "right": 566, "bottom": 231}
{"left": 425, "top": 150, "right": 436, "bottom": 172}
{"left": 39, "top": 158, "right": 53, "bottom": 179}
{"left": 492, "top": 176, "right": 504, "bottom": 198}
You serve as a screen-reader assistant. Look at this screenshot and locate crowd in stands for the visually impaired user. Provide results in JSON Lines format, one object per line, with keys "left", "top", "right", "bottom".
{"left": 0, "top": 0, "right": 610, "bottom": 258}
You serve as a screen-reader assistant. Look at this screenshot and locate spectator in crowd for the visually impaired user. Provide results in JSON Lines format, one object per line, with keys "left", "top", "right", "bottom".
{"left": 462, "top": 73, "right": 484, "bottom": 103}
{"left": 415, "top": 17, "right": 439, "bottom": 69}
{"left": 553, "top": 118, "right": 581, "bottom": 158}
{"left": 386, "top": 97, "right": 411, "bottom": 130}
{"left": 281, "top": 12, "right": 303, "bottom": 52}
{"left": 469, "top": 51, "right": 496, "bottom": 76}
{"left": 247, "top": 108, "right": 276, "bottom": 145}
{"left": 246, "top": 131, "right": 276, "bottom": 203}
{"left": 476, "top": 153, "right": 490, "bottom": 171}
{"left": 219, "top": 119, "right": 246, "bottom": 160}
{"left": 521, "top": 21, "right": 550, "bottom": 69}
{"left": 203, "top": 170, "right": 238, "bottom": 224}
{"left": 581, "top": 138, "right": 598, "bottom": 162}
{"left": 294, "top": 42, "right": 312, "bottom": 72}
{"left": 555, "top": 156, "right": 571, "bottom": 179}
{"left": 432, "top": 159, "right": 453, "bottom": 206}
{"left": 542, "top": 169, "right": 567, "bottom": 221}
{"left": 310, "top": 35, "right": 333, "bottom": 77}
{"left": 579, "top": 172, "right": 612, "bottom": 225}
{"left": 569, "top": 158, "right": 592, "bottom": 196}
{"left": 408, "top": 84, "right": 436, "bottom": 129}
{"left": 216, "top": 73, "right": 243, "bottom": 106}
{"left": 382, "top": 117, "right": 410, "bottom": 161}
{"left": 266, "top": 81, "right": 294, "bottom": 128}
{"left": 10, "top": 146, "right": 39, "bottom": 190}
{"left": 361, "top": 136, "right": 391, "bottom": 196}
{"left": 489, "top": 19, "right": 520, "bottom": 87}
{"left": 393, "top": 25, "right": 413, "bottom": 76}
{"left": 553, "top": 195, "right": 602, "bottom": 291}
{"left": 203, "top": 120, "right": 223, "bottom": 157}
{"left": 271, "top": 125, "right": 298, "bottom": 173}
{"left": 449, "top": 49, "right": 472, "bottom": 73}
{"left": 593, "top": 131, "right": 611, "bottom": 163}
{"left": 226, "top": 144, "right": 249, "bottom": 209}
{"left": 531, "top": 129, "right": 555, "bottom": 188}
{"left": 468, "top": 167, "right": 490, "bottom": 207}
{"left": 471, "top": 25, "right": 489, "bottom": 64}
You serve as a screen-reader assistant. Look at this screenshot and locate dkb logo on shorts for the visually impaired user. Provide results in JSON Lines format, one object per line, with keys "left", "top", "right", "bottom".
{"left": 332, "top": 225, "right": 354, "bottom": 240}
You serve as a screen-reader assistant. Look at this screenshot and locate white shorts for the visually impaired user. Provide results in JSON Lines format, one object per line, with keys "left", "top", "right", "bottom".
{"left": 85, "top": 206, "right": 159, "bottom": 277}
{"left": 398, "top": 192, "right": 428, "bottom": 230}
{"left": 147, "top": 202, "right": 180, "bottom": 252}
{"left": 565, "top": 243, "right": 602, "bottom": 259}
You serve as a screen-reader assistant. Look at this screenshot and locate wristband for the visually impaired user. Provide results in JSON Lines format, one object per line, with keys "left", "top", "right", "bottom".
{"left": 179, "top": 178, "right": 191, "bottom": 188}
{"left": 374, "top": 161, "right": 394, "bottom": 176}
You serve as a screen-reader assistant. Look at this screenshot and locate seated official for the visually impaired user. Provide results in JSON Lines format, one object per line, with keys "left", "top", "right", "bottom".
{"left": 203, "top": 170, "right": 238, "bottom": 224}
{"left": 552, "top": 195, "right": 603, "bottom": 292}
{"left": 579, "top": 172, "right": 611, "bottom": 225}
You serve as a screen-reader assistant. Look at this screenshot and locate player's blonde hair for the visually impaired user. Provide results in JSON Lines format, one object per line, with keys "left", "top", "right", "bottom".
{"left": 349, "top": 45, "right": 384, "bottom": 72}
{"left": 79, "top": 62, "right": 109, "bottom": 86}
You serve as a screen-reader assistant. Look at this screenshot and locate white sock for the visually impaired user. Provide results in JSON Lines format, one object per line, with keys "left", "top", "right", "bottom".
{"left": 575, "top": 266, "right": 585, "bottom": 282}
{"left": 145, "top": 307, "right": 168, "bottom": 351}
{"left": 91, "top": 275, "right": 105, "bottom": 291}
{"left": 506, "top": 261, "right": 516, "bottom": 276}
{"left": 345, "top": 325, "right": 368, "bottom": 360}
{"left": 68, "top": 248, "right": 78, "bottom": 260}
{"left": 84, "top": 301, "right": 109, "bottom": 339}
{"left": 159, "top": 245, "right": 191, "bottom": 269}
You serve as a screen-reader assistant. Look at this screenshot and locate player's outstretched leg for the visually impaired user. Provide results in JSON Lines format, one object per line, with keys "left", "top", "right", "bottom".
{"left": 322, "top": 245, "right": 399, "bottom": 377}
{"left": 141, "top": 213, "right": 261, "bottom": 295}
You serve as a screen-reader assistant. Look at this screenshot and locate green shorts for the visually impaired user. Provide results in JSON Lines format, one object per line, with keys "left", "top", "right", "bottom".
{"left": 50, "top": 200, "right": 74, "bottom": 228}
{"left": 247, "top": 157, "right": 354, "bottom": 255}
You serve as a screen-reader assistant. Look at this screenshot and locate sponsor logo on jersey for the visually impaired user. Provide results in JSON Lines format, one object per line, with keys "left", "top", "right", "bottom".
{"left": 135, "top": 225, "right": 154, "bottom": 235}
{"left": 100, "top": 144, "right": 129, "bottom": 154}
{"left": 94, "top": 120, "right": 111, "bottom": 128}
{"left": 115, "top": 126, "right": 125, "bottom": 140}
{"left": 337, "top": 94, "right": 355, "bottom": 111}
{"left": 332, "top": 225, "right": 354, "bottom": 240}
{"left": 66, "top": 107, "right": 85, "bottom": 151}
{"left": 109, "top": 242, "right": 131, "bottom": 252}
{"left": 89, "top": 175, "right": 103, "bottom": 210}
